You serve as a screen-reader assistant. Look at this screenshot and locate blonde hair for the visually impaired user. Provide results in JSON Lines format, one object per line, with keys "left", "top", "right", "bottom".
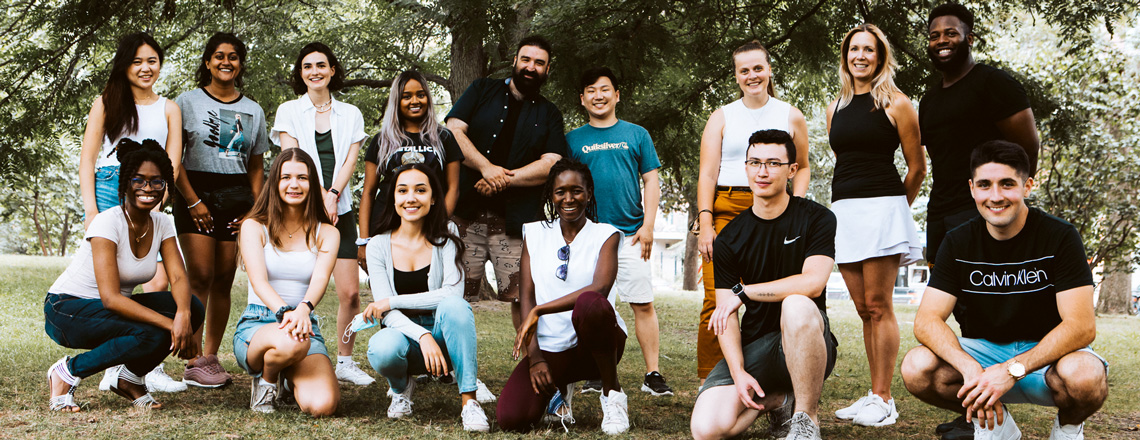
{"left": 837, "top": 24, "right": 901, "bottom": 111}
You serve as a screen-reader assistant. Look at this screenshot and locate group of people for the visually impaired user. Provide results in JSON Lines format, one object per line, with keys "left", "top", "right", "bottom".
{"left": 41, "top": 3, "right": 1109, "bottom": 439}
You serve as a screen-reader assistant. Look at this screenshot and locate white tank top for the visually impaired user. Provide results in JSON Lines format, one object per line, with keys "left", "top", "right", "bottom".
{"left": 247, "top": 224, "right": 320, "bottom": 307}
{"left": 96, "top": 97, "right": 169, "bottom": 169}
{"left": 718, "top": 97, "right": 792, "bottom": 186}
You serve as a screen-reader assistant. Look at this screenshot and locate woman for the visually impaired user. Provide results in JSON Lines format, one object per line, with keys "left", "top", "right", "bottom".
{"left": 695, "top": 40, "right": 811, "bottom": 384}
{"left": 271, "top": 42, "right": 371, "bottom": 386}
{"left": 358, "top": 70, "right": 463, "bottom": 270}
{"left": 173, "top": 32, "right": 270, "bottom": 388}
{"left": 827, "top": 24, "right": 924, "bottom": 427}
{"left": 360, "top": 163, "right": 487, "bottom": 432}
{"left": 234, "top": 148, "right": 339, "bottom": 416}
{"left": 45, "top": 139, "right": 203, "bottom": 411}
{"left": 497, "top": 159, "right": 628, "bottom": 435}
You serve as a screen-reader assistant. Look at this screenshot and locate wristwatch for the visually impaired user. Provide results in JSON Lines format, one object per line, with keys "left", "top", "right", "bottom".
{"left": 275, "top": 305, "right": 296, "bottom": 323}
{"left": 299, "top": 300, "right": 315, "bottom": 313}
{"left": 732, "top": 283, "right": 747, "bottom": 302}
{"left": 1007, "top": 360, "right": 1027, "bottom": 381}
{"left": 355, "top": 237, "right": 370, "bottom": 246}
{"left": 329, "top": 188, "right": 340, "bottom": 196}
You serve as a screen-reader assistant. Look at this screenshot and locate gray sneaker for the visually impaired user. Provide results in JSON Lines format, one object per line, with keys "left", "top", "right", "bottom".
{"left": 767, "top": 394, "right": 795, "bottom": 438}
{"left": 250, "top": 379, "right": 277, "bottom": 413}
{"left": 784, "top": 412, "right": 822, "bottom": 440}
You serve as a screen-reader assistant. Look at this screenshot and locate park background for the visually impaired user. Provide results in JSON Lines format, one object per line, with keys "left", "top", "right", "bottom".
{"left": 1, "top": 0, "right": 1139, "bottom": 438}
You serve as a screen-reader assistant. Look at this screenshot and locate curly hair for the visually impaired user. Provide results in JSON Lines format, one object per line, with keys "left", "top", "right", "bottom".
{"left": 540, "top": 158, "right": 598, "bottom": 226}
{"left": 115, "top": 138, "right": 174, "bottom": 207}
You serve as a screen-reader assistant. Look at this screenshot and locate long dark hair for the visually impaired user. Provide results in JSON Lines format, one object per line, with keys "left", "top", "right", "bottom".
{"left": 115, "top": 138, "right": 174, "bottom": 208}
{"left": 102, "top": 32, "right": 164, "bottom": 142}
{"left": 540, "top": 158, "right": 598, "bottom": 226}
{"left": 290, "top": 42, "right": 345, "bottom": 95}
{"left": 375, "top": 163, "right": 465, "bottom": 270}
{"left": 195, "top": 32, "right": 248, "bottom": 88}
{"left": 245, "top": 148, "right": 331, "bottom": 250}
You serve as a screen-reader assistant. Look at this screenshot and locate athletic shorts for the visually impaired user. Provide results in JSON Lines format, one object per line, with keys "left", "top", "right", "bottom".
{"left": 615, "top": 238, "right": 654, "bottom": 304}
{"left": 957, "top": 337, "right": 1108, "bottom": 406}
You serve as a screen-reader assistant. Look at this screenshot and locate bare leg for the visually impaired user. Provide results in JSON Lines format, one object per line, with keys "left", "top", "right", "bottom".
{"left": 180, "top": 234, "right": 216, "bottom": 354}
{"left": 629, "top": 302, "right": 661, "bottom": 373}
{"left": 204, "top": 241, "right": 238, "bottom": 356}
{"left": 142, "top": 262, "right": 170, "bottom": 293}
{"left": 780, "top": 295, "right": 827, "bottom": 424}
{"left": 847, "top": 255, "right": 902, "bottom": 401}
{"left": 1046, "top": 351, "right": 1108, "bottom": 425}
{"left": 901, "top": 346, "right": 968, "bottom": 413}
{"left": 691, "top": 384, "right": 763, "bottom": 440}
{"left": 286, "top": 354, "right": 340, "bottom": 417}
{"left": 332, "top": 258, "right": 360, "bottom": 357}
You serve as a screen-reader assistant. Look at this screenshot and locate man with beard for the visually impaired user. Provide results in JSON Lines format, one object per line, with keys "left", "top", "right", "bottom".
{"left": 920, "top": 6, "right": 1040, "bottom": 437}
{"left": 446, "top": 35, "right": 568, "bottom": 330}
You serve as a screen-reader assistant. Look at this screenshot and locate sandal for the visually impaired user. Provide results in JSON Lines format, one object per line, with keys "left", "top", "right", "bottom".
{"left": 47, "top": 357, "right": 81, "bottom": 412}
{"left": 109, "top": 367, "right": 162, "bottom": 410}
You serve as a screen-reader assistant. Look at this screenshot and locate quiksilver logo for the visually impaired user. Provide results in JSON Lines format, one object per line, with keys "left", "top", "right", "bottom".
{"left": 969, "top": 268, "right": 1048, "bottom": 287}
{"left": 581, "top": 141, "right": 629, "bottom": 153}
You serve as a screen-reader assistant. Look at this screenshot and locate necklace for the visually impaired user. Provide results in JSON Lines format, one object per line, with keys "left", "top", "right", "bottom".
{"left": 315, "top": 98, "right": 333, "bottom": 113}
{"left": 285, "top": 223, "right": 304, "bottom": 239}
{"left": 122, "top": 207, "right": 151, "bottom": 244}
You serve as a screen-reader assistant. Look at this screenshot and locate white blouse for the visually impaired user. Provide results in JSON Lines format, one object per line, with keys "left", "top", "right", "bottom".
{"left": 270, "top": 95, "right": 367, "bottom": 215}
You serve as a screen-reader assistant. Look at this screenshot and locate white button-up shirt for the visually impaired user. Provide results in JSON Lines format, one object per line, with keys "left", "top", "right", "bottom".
{"left": 270, "top": 94, "right": 368, "bottom": 215}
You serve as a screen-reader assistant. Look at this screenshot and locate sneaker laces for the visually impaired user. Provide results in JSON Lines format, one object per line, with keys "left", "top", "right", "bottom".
{"left": 201, "top": 358, "right": 226, "bottom": 375}
{"left": 786, "top": 413, "right": 815, "bottom": 439}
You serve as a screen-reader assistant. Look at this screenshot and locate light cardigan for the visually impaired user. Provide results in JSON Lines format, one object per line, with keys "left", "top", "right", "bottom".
{"left": 365, "top": 222, "right": 465, "bottom": 340}
{"left": 270, "top": 94, "right": 368, "bottom": 215}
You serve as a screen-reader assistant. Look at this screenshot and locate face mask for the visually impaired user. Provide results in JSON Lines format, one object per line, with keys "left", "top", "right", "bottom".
{"left": 342, "top": 313, "right": 378, "bottom": 343}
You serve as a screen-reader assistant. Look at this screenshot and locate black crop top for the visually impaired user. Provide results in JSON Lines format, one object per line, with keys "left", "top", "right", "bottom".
{"left": 393, "top": 265, "right": 430, "bottom": 295}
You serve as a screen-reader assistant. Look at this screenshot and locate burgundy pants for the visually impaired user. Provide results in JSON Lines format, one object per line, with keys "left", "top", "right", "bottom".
{"left": 496, "top": 291, "right": 626, "bottom": 432}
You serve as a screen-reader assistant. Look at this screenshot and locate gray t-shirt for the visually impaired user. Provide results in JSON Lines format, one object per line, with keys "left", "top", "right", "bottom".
{"left": 176, "top": 88, "right": 269, "bottom": 174}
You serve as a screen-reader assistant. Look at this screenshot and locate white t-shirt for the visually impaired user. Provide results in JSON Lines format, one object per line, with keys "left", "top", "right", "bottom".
{"left": 523, "top": 218, "right": 626, "bottom": 352}
{"left": 95, "top": 97, "right": 170, "bottom": 169}
{"left": 718, "top": 97, "right": 791, "bottom": 186}
{"left": 49, "top": 208, "right": 175, "bottom": 299}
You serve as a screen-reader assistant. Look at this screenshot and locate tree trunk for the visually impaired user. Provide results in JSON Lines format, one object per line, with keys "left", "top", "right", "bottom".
{"left": 1096, "top": 256, "right": 1131, "bottom": 315}
{"left": 445, "top": 0, "right": 488, "bottom": 101}
{"left": 682, "top": 208, "right": 700, "bottom": 291}
{"left": 31, "top": 189, "right": 50, "bottom": 256}
{"left": 58, "top": 211, "right": 72, "bottom": 256}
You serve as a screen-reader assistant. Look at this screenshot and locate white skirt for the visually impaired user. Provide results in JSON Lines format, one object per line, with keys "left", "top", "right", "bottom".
{"left": 832, "top": 195, "right": 922, "bottom": 266}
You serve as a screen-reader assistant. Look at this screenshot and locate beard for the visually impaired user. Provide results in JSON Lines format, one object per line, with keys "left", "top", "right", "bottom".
{"left": 511, "top": 65, "right": 547, "bottom": 97}
{"left": 928, "top": 42, "right": 972, "bottom": 72}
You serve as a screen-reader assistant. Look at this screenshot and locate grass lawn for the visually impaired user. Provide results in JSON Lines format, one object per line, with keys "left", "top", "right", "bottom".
{"left": 2, "top": 254, "right": 1138, "bottom": 439}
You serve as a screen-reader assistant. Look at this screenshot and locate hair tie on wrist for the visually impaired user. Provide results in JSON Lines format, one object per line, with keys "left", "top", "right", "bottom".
{"left": 187, "top": 199, "right": 203, "bottom": 209}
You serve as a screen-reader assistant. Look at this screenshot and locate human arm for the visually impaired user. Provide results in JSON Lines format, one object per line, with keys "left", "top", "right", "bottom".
{"left": 788, "top": 106, "right": 811, "bottom": 197}
{"left": 160, "top": 236, "right": 198, "bottom": 359}
{"left": 90, "top": 238, "right": 178, "bottom": 333}
{"left": 716, "top": 305, "right": 766, "bottom": 410}
{"left": 696, "top": 109, "right": 725, "bottom": 263}
{"left": 995, "top": 108, "right": 1039, "bottom": 175}
{"left": 512, "top": 241, "right": 555, "bottom": 394}
{"left": 504, "top": 152, "right": 562, "bottom": 188}
{"left": 357, "top": 159, "right": 379, "bottom": 272}
{"left": 174, "top": 162, "right": 213, "bottom": 232}
{"left": 280, "top": 221, "right": 339, "bottom": 340}
{"left": 360, "top": 236, "right": 432, "bottom": 341}
{"left": 888, "top": 96, "right": 927, "bottom": 205}
{"left": 80, "top": 97, "right": 105, "bottom": 229}
{"left": 164, "top": 100, "right": 183, "bottom": 186}
{"left": 448, "top": 117, "right": 513, "bottom": 192}
{"left": 230, "top": 153, "right": 265, "bottom": 236}
{"left": 323, "top": 139, "right": 361, "bottom": 221}
{"left": 708, "top": 254, "right": 834, "bottom": 335}
{"left": 444, "top": 160, "right": 461, "bottom": 216}
{"left": 385, "top": 232, "right": 465, "bottom": 310}
{"left": 633, "top": 169, "right": 661, "bottom": 260}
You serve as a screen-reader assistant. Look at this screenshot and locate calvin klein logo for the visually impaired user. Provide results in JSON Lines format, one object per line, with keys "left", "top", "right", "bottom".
{"left": 783, "top": 236, "right": 800, "bottom": 245}
{"left": 969, "top": 268, "right": 1048, "bottom": 287}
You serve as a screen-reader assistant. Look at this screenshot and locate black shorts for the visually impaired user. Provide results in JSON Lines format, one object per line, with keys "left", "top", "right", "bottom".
{"left": 173, "top": 171, "right": 254, "bottom": 242}
{"left": 334, "top": 212, "right": 357, "bottom": 259}
{"left": 699, "top": 309, "right": 838, "bottom": 396}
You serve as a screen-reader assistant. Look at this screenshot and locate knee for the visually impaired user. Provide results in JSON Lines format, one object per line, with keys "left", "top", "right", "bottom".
{"left": 574, "top": 291, "right": 609, "bottom": 315}
{"left": 1053, "top": 354, "right": 1108, "bottom": 406}
{"left": 690, "top": 408, "right": 726, "bottom": 440}
{"left": 630, "top": 302, "right": 655, "bottom": 316}
{"left": 436, "top": 296, "right": 473, "bottom": 322}
{"left": 301, "top": 393, "right": 339, "bottom": 418}
{"left": 187, "top": 268, "right": 214, "bottom": 291}
{"left": 268, "top": 339, "right": 310, "bottom": 365}
{"left": 189, "top": 296, "right": 206, "bottom": 330}
{"left": 367, "top": 330, "right": 407, "bottom": 373}
{"left": 136, "top": 327, "right": 171, "bottom": 353}
{"left": 860, "top": 295, "right": 892, "bottom": 322}
{"left": 496, "top": 406, "right": 533, "bottom": 433}
{"left": 901, "top": 346, "right": 939, "bottom": 393}
{"left": 780, "top": 296, "right": 822, "bottom": 334}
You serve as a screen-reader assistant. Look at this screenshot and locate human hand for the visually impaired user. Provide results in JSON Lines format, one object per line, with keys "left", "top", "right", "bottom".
{"left": 632, "top": 226, "right": 653, "bottom": 261}
{"left": 227, "top": 214, "right": 245, "bottom": 236}
{"left": 958, "top": 362, "right": 1012, "bottom": 428}
{"left": 170, "top": 311, "right": 198, "bottom": 359}
{"left": 189, "top": 201, "right": 214, "bottom": 233}
{"left": 698, "top": 228, "right": 716, "bottom": 263}
{"left": 323, "top": 191, "right": 338, "bottom": 224}
{"left": 709, "top": 291, "right": 744, "bottom": 335}
{"left": 479, "top": 165, "right": 514, "bottom": 192}
{"left": 279, "top": 308, "right": 313, "bottom": 342}
{"left": 513, "top": 310, "right": 540, "bottom": 360}
{"left": 357, "top": 245, "right": 368, "bottom": 274}
{"left": 528, "top": 359, "right": 555, "bottom": 395}
{"left": 419, "top": 334, "right": 448, "bottom": 376}
{"left": 474, "top": 179, "right": 500, "bottom": 197}
{"left": 362, "top": 299, "right": 390, "bottom": 324}
{"left": 733, "top": 372, "right": 765, "bottom": 411}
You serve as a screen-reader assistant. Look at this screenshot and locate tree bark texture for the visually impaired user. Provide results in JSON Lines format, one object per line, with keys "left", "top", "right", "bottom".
{"left": 1097, "top": 257, "right": 1131, "bottom": 315}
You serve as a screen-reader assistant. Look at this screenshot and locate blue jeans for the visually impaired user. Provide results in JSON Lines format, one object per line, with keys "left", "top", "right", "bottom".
{"left": 94, "top": 166, "right": 120, "bottom": 213}
{"left": 366, "top": 296, "right": 478, "bottom": 393}
{"left": 233, "top": 304, "right": 329, "bottom": 377}
{"left": 43, "top": 292, "right": 205, "bottom": 378}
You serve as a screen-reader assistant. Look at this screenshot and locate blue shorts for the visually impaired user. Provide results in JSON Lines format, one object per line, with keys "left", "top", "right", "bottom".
{"left": 233, "top": 304, "right": 328, "bottom": 377}
{"left": 94, "top": 166, "right": 120, "bottom": 213}
{"left": 958, "top": 337, "right": 1108, "bottom": 406}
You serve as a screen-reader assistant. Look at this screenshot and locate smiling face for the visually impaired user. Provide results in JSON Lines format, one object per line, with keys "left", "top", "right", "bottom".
{"left": 511, "top": 45, "right": 550, "bottom": 96}
{"left": 927, "top": 15, "right": 973, "bottom": 71}
{"left": 552, "top": 170, "right": 590, "bottom": 223}
{"left": 127, "top": 44, "right": 161, "bottom": 91}
{"left": 399, "top": 78, "right": 429, "bottom": 123}
{"left": 733, "top": 49, "right": 772, "bottom": 97}
{"left": 745, "top": 143, "right": 797, "bottom": 200}
{"left": 129, "top": 161, "right": 164, "bottom": 211}
{"left": 846, "top": 31, "right": 880, "bottom": 83}
{"left": 970, "top": 162, "right": 1033, "bottom": 233}
{"left": 278, "top": 160, "right": 311, "bottom": 207}
{"left": 580, "top": 76, "right": 620, "bottom": 121}
{"left": 393, "top": 169, "right": 433, "bottom": 223}
{"left": 301, "top": 51, "right": 334, "bottom": 92}
{"left": 206, "top": 43, "right": 242, "bottom": 85}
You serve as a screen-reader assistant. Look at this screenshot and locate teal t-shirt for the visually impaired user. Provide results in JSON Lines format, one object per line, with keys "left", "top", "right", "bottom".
{"left": 566, "top": 120, "right": 661, "bottom": 235}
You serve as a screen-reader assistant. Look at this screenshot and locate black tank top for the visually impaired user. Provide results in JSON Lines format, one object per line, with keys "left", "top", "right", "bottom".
{"left": 828, "top": 93, "right": 907, "bottom": 202}
{"left": 393, "top": 265, "right": 430, "bottom": 295}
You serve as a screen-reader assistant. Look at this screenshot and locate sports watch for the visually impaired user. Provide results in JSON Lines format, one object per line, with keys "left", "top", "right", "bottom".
{"left": 732, "top": 283, "right": 747, "bottom": 302}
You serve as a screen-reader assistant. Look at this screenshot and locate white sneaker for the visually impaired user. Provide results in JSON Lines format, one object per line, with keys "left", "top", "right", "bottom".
{"left": 99, "top": 365, "right": 122, "bottom": 391}
{"left": 461, "top": 399, "right": 490, "bottom": 432}
{"left": 387, "top": 380, "right": 415, "bottom": 419}
{"left": 835, "top": 390, "right": 873, "bottom": 420}
{"left": 600, "top": 389, "right": 629, "bottom": 435}
{"left": 1048, "top": 416, "right": 1084, "bottom": 440}
{"left": 250, "top": 378, "right": 277, "bottom": 413}
{"left": 145, "top": 364, "right": 187, "bottom": 393}
{"left": 336, "top": 360, "right": 376, "bottom": 386}
{"left": 785, "top": 412, "right": 823, "bottom": 440}
{"left": 543, "top": 383, "right": 576, "bottom": 431}
{"left": 852, "top": 394, "right": 898, "bottom": 427}
{"left": 475, "top": 378, "right": 496, "bottom": 403}
{"left": 973, "top": 405, "right": 1022, "bottom": 440}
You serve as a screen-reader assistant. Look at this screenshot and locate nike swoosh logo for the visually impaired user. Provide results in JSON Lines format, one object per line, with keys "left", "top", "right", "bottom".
{"left": 783, "top": 236, "right": 800, "bottom": 244}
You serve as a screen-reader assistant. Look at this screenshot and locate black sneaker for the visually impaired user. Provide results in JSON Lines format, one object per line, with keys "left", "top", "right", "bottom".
{"left": 580, "top": 379, "right": 603, "bottom": 393}
{"left": 937, "top": 415, "right": 969, "bottom": 434}
{"left": 640, "top": 371, "right": 674, "bottom": 396}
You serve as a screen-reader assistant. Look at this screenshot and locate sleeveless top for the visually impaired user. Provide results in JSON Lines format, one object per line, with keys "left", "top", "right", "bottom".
{"left": 828, "top": 93, "right": 907, "bottom": 202}
{"left": 247, "top": 223, "right": 321, "bottom": 307}
{"left": 718, "top": 97, "right": 792, "bottom": 186}
{"left": 96, "top": 97, "right": 169, "bottom": 169}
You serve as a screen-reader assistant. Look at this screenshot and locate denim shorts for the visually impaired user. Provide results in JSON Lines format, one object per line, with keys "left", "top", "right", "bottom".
{"left": 94, "top": 166, "right": 120, "bottom": 213}
{"left": 958, "top": 337, "right": 1108, "bottom": 406}
{"left": 233, "top": 303, "right": 328, "bottom": 377}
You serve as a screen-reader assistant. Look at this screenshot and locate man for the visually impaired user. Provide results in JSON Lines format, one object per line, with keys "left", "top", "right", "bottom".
{"left": 566, "top": 67, "right": 673, "bottom": 396}
{"left": 690, "top": 129, "right": 837, "bottom": 440}
{"left": 921, "top": 6, "right": 1040, "bottom": 435}
{"left": 901, "top": 141, "right": 1108, "bottom": 440}
{"left": 445, "top": 35, "right": 568, "bottom": 328}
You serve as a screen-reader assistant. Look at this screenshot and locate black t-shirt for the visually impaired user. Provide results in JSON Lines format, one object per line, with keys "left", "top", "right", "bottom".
{"left": 363, "top": 129, "right": 464, "bottom": 236}
{"left": 920, "top": 64, "right": 1031, "bottom": 216}
{"left": 928, "top": 207, "right": 1093, "bottom": 342}
{"left": 829, "top": 93, "right": 907, "bottom": 201}
{"left": 713, "top": 197, "right": 837, "bottom": 345}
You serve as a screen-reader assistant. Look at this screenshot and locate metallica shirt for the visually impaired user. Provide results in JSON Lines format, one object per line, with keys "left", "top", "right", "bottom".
{"left": 929, "top": 207, "right": 1093, "bottom": 342}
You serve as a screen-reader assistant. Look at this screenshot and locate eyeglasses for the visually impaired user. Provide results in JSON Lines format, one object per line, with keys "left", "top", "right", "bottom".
{"left": 555, "top": 244, "right": 570, "bottom": 281}
{"left": 744, "top": 159, "right": 792, "bottom": 170}
{"left": 130, "top": 177, "right": 167, "bottom": 191}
